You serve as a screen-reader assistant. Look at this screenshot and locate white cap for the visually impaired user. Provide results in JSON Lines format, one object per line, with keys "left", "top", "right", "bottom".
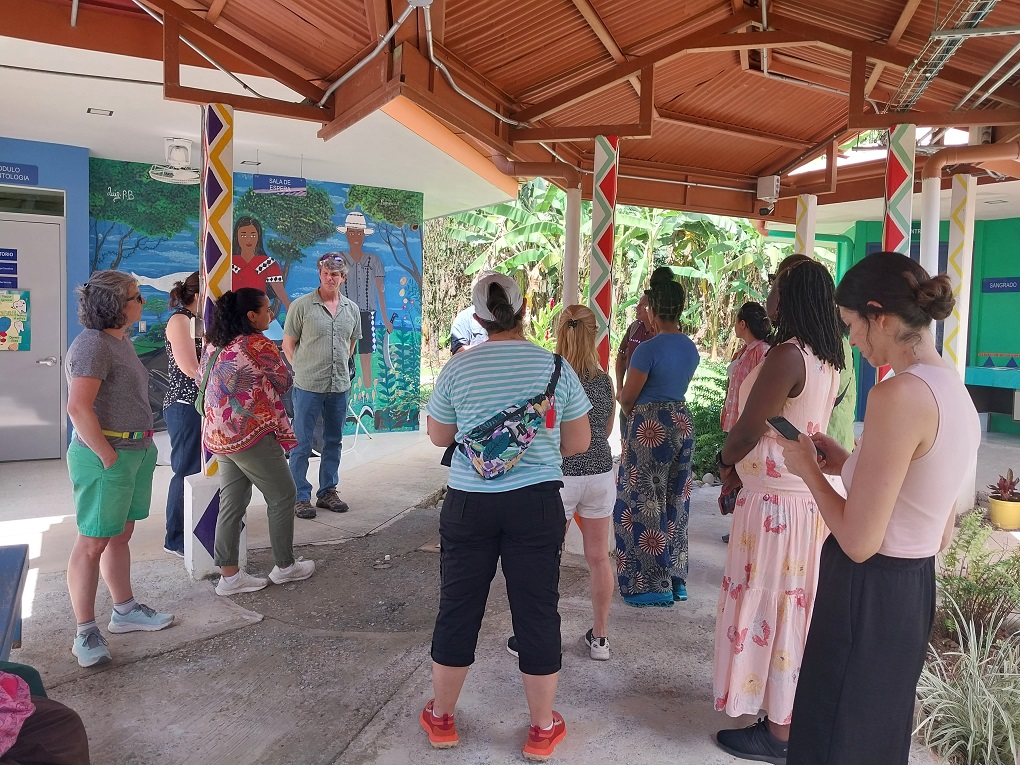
{"left": 472, "top": 271, "right": 524, "bottom": 322}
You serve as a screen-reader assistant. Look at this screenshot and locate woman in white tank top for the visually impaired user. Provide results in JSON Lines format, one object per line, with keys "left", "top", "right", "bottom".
{"left": 780, "top": 251, "right": 980, "bottom": 765}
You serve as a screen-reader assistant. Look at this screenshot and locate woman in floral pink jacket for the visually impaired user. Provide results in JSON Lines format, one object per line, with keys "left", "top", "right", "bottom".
{"left": 198, "top": 288, "right": 315, "bottom": 597}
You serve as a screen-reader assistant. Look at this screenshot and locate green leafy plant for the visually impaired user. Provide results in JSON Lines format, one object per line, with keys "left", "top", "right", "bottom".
{"left": 526, "top": 302, "right": 562, "bottom": 351}
{"left": 935, "top": 511, "right": 1020, "bottom": 643}
{"left": 988, "top": 468, "right": 1019, "bottom": 502}
{"left": 686, "top": 360, "right": 728, "bottom": 477}
{"left": 915, "top": 597, "right": 1020, "bottom": 765}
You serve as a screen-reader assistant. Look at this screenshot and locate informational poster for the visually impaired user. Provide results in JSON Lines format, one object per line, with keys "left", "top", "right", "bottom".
{"left": 0, "top": 289, "right": 29, "bottom": 351}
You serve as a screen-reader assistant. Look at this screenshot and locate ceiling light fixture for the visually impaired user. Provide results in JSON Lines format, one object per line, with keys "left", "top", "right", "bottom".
{"left": 240, "top": 160, "right": 261, "bottom": 166}
{"left": 86, "top": 107, "right": 114, "bottom": 116}
{"left": 984, "top": 199, "right": 1009, "bottom": 204}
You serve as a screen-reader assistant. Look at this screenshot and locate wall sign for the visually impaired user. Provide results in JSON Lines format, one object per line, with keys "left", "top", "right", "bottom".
{"left": 252, "top": 174, "right": 306, "bottom": 196}
{"left": 0, "top": 262, "right": 15, "bottom": 275}
{"left": 982, "top": 277, "right": 1020, "bottom": 293}
{"left": 0, "top": 248, "right": 16, "bottom": 261}
{"left": 0, "top": 290, "right": 29, "bottom": 351}
{"left": 0, "top": 277, "right": 17, "bottom": 289}
{"left": 0, "top": 163, "right": 39, "bottom": 186}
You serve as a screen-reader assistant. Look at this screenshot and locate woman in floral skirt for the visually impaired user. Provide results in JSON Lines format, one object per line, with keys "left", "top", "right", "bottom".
{"left": 615, "top": 279, "right": 700, "bottom": 607}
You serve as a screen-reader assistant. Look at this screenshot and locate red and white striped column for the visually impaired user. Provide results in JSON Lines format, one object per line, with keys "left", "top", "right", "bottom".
{"left": 589, "top": 135, "right": 619, "bottom": 371}
{"left": 878, "top": 123, "right": 916, "bottom": 382}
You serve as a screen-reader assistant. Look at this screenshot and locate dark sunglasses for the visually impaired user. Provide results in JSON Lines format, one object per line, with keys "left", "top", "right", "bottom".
{"left": 318, "top": 254, "right": 344, "bottom": 263}
{"left": 127, "top": 293, "right": 145, "bottom": 304}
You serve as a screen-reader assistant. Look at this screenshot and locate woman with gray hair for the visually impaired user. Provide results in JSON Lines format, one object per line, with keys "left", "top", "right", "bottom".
{"left": 65, "top": 270, "right": 175, "bottom": 669}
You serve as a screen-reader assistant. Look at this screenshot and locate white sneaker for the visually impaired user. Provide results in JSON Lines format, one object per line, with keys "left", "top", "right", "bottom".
{"left": 584, "top": 628, "right": 610, "bottom": 661}
{"left": 215, "top": 570, "right": 269, "bottom": 596}
{"left": 269, "top": 558, "right": 315, "bottom": 584}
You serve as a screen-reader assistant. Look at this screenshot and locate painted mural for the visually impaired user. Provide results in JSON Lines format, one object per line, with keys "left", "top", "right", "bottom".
{"left": 88, "top": 158, "right": 423, "bottom": 434}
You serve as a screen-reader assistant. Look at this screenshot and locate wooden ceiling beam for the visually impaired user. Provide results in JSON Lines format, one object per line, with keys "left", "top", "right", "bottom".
{"left": 511, "top": 68, "right": 653, "bottom": 143}
{"left": 142, "top": 0, "right": 326, "bottom": 102}
{"left": 160, "top": 22, "right": 331, "bottom": 123}
{"left": 769, "top": 13, "right": 1020, "bottom": 107}
{"left": 364, "top": 0, "right": 389, "bottom": 44}
{"left": 865, "top": 0, "right": 923, "bottom": 97}
{"left": 654, "top": 109, "right": 813, "bottom": 150}
{"left": 513, "top": 7, "right": 759, "bottom": 122}
{"left": 569, "top": 0, "right": 645, "bottom": 101}
{"left": 205, "top": 0, "right": 228, "bottom": 25}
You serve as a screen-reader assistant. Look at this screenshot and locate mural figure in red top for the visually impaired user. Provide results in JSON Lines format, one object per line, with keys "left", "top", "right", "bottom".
{"left": 231, "top": 216, "right": 291, "bottom": 338}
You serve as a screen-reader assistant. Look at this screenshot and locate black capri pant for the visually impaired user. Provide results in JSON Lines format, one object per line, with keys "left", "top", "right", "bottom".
{"left": 431, "top": 481, "right": 566, "bottom": 676}
{"left": 787, "top": 535, "right": 936, "bottom": 765}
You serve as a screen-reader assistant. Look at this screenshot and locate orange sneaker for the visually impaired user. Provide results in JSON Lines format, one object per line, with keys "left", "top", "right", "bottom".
{"left": 420, "top": 699, "right": 459, "bottom": 749}
{"left": 522, "top": 711, "right": 566, "bottom": 761}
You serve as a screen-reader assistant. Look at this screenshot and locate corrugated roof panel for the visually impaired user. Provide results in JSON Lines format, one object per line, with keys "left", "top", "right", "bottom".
{"left": 592, "top": 0, "right": 726, "bottom": 53}
{"left": 444, "top": 0, "right": 611, "bottom": 95}
{"left": 213, "top": 0, "right": 370, "bottom": 78}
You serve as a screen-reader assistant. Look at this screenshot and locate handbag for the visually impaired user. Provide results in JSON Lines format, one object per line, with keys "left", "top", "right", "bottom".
{"left": 194, "top": 345, "right": 224, "bottom": 416}
{"left": 441, "top": 355, "right": 563, "bottom": 480}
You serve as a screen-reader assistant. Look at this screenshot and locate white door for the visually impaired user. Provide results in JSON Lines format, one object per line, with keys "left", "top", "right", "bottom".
{"left": 0, "top": 215, "right": 64, "bottom": 461}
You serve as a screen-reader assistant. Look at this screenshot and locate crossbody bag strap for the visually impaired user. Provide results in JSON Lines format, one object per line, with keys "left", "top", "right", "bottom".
{"left": 199, "top": 345, "right": 224, "bottom": 398}
{"left": 545, "top": 354, "right": 563, "bottom": 397}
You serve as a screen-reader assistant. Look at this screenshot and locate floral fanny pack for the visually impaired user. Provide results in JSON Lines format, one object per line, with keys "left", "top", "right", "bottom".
{"left": 441, "top": 354, "right": 562, "bottom": 480}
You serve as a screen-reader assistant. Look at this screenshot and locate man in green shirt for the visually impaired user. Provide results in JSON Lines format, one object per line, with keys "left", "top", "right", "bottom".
{"left": 283, "top": 254, "right": 362, "bottom": 519}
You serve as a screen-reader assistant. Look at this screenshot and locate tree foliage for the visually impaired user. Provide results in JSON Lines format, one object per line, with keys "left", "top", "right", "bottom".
{"left": 89, "top": 158, "right": 199, "bottom": 271}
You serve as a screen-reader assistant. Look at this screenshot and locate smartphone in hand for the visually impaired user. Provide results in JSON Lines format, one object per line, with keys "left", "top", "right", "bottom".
{"left": 767, "top": 416, "right": 826, "bottom": 460}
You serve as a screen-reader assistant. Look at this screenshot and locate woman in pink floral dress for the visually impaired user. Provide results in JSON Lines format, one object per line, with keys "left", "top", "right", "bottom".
{"left": 711, "top": 261, "right": 844, "bottom": 764}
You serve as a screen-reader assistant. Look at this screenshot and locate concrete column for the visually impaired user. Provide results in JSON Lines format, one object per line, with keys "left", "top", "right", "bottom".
{"left": 589, "top": 135, "right": 619, "bottom": 371}
{"left": 943, "top": 173, "right": 976, "bottom": 376}
{"left": 918, "top": 176, "right": 941, "bottom": 279}
{"left": 187, "top": 103, "right": 234, "bottom": 580}
{"left": 794, "top": 194, "right": 817, "bottom": 255}
{"left": 562, "top": 185, "right": 582, "bottom": 307}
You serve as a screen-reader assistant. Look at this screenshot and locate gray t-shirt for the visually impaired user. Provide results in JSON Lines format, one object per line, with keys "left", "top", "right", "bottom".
{"left": 65, "top": 329, "right": 153, "bottom": 451}
{"left": 338, "top": 251, "right": 385, "bottom": 312}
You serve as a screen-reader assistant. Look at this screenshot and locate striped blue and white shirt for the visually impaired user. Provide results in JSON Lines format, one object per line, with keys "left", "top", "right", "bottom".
{"left": 427, "top": 340, "right": 591, "bottom": 493}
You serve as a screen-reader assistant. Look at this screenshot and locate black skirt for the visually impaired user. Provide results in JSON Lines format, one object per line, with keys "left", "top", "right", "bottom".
{"left": 787, "top": 535, "right": 935, "bottom": 765}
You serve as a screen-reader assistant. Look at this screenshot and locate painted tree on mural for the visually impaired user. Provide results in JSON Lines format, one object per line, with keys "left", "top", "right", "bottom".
{"left": 235, "top": 184, "right": 336, "bottom": 312}
{"left": 88, "top": 159, "right": 199, "bottom": 271}
{"left": 345, "top": 185, "right": 423, "bottom": 288}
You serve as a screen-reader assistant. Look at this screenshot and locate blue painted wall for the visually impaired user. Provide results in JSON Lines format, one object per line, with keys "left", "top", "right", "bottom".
{"left": 0, "top": 137, "right": 90, "bottom": 344}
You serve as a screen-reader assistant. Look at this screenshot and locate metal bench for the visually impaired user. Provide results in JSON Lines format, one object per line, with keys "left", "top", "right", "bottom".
{"left": 0, "top": 544, "right": 29, "bottom": 661}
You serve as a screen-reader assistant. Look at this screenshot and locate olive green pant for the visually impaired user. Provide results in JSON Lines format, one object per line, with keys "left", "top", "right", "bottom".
{"left": 214, "top": 435, "right": 296, "bottom": 568}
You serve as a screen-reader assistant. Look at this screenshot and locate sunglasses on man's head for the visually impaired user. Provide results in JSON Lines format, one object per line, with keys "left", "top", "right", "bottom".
{"left": 319, "top": 254, "right": 344, "bottom": 263}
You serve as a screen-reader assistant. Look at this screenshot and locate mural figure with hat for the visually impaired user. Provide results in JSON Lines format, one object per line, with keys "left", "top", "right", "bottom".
{"left": 336, "top": 211, "right": 392, "bottom": 414}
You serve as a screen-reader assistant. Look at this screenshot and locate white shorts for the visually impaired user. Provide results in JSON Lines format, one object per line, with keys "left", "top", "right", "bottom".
{"left": 560, "top": 470, "right": 616, "bottom": 520}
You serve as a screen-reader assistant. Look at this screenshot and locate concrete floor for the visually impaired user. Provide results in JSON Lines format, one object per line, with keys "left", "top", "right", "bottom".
{"left": 2, "top": 427, "right": 1017, "bottom": 764}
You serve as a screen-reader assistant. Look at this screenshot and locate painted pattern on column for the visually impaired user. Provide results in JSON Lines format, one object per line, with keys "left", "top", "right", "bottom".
{"left": 590, "top": 135, "right": 619, "bottom": 371}
{"left": 943, "top": 173, "right": 975, "bottom": 374}
{"left": 197, "top": 103, "right": 233, "bottom": 560}
{"left": 880, "top": 123, "right": 915, "bottom": 382}
{"left": 883, "top": 124, "right": 915, "bottom": 255}
{"left": 794, "top": 194, "right": 817, "bottom": 255}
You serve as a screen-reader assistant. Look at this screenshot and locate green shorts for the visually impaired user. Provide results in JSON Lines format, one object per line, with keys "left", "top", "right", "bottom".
{"left": 67, "top": 442, "right": 157, "bottom": 538}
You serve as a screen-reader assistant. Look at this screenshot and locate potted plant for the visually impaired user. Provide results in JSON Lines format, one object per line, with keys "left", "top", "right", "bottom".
{"left": 988, "top": 469, "right": 1020, "bottom": 531}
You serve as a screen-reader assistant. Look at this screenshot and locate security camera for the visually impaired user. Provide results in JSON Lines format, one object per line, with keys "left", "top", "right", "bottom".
{"left": 759, "top": 204, "right": 775, "bottom": 216}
